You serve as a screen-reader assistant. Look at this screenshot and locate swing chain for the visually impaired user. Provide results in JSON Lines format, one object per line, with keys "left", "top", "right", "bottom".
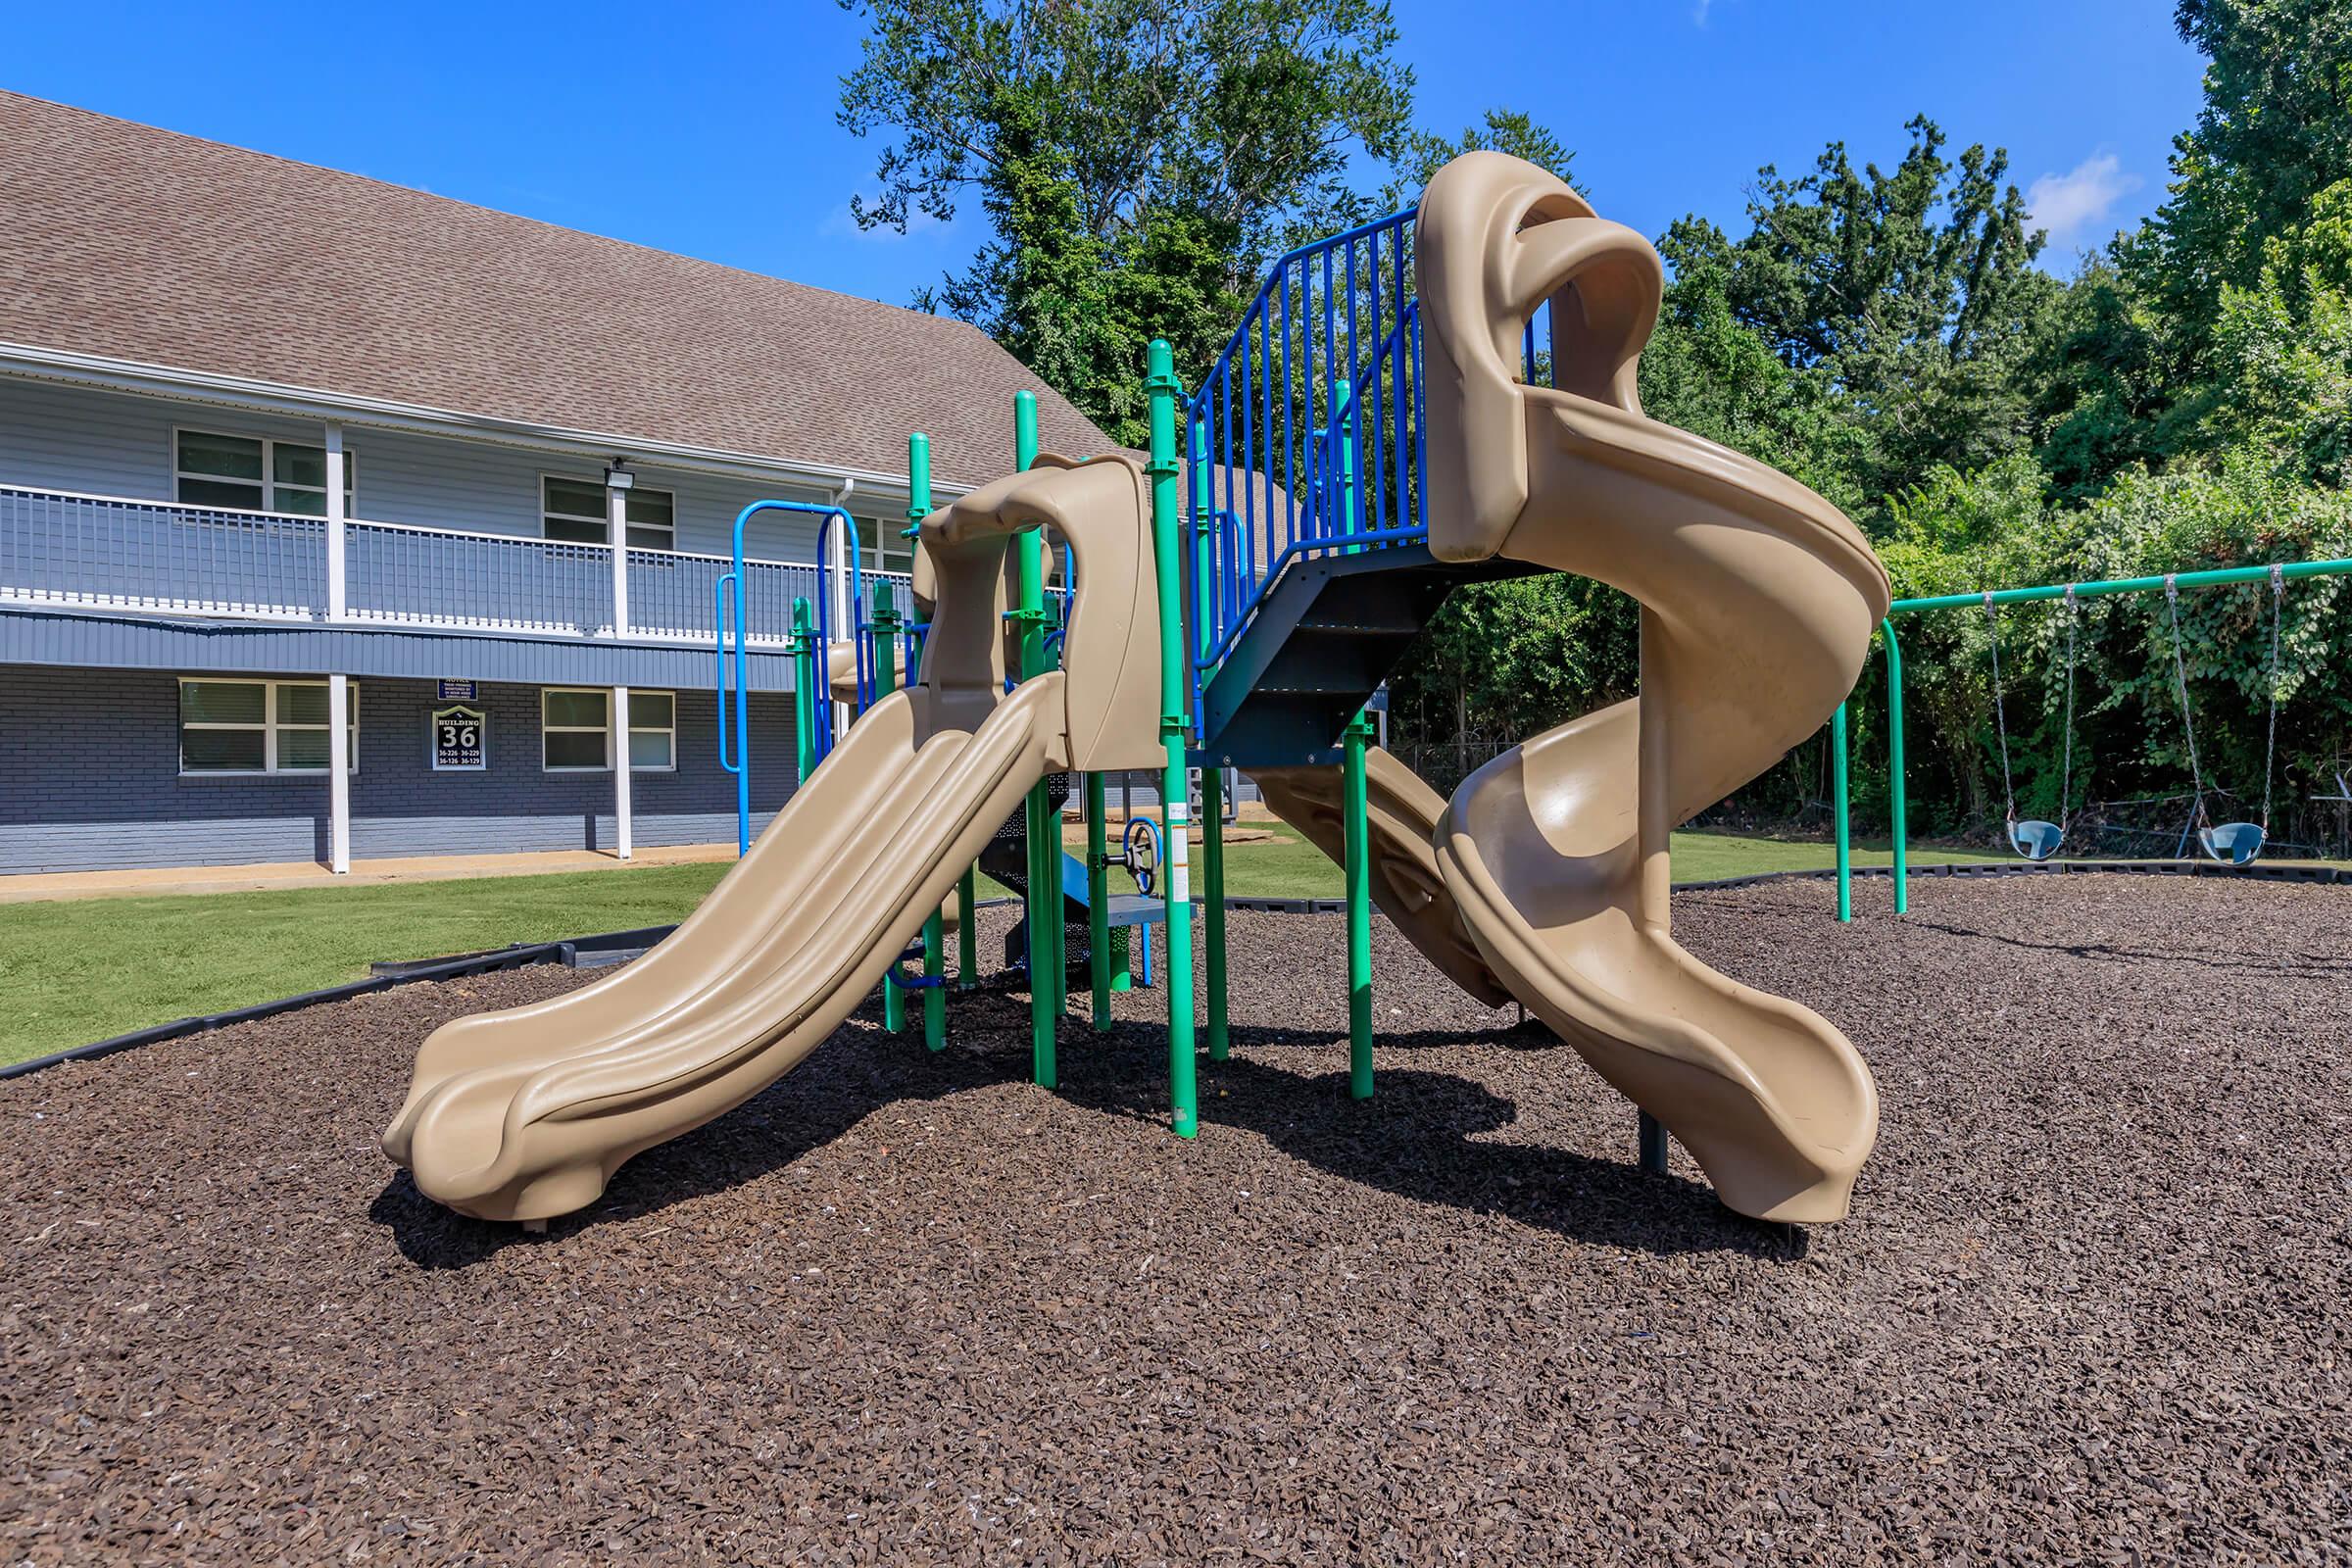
{"left": 2164, "top": 575, "right": 2210, "bottom": 828}
{"left": 2058, "top": 585, "right": 2078, "bottom": 832}
{"left": 1984, "top": 591, "right": 2017, "bottom": 822}
{"left": 2262, "top": 564, "right": 2284, "bottom": 830}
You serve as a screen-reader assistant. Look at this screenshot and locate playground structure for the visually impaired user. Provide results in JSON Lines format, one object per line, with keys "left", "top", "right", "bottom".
{"left": 1826, "top": 555, "right": 2352, "bottom": 919}
{"left": 382, "top": 151, "right": 1892, "bottom": 1226}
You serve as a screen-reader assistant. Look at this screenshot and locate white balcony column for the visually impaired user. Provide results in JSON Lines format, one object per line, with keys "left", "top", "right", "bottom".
{"left": 612, "top": 685, "right": 633, "bottom": 860}
{"left": 324, "top": 423, "right": 351, "bottom": 875}
{"left": 606, "top": 463, "right": 632, "bottom": 639}
{"left": 327, "top": 674, "right": 352, "bottom": 874}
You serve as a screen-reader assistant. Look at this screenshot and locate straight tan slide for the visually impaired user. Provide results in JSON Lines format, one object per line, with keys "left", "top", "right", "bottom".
{"left": 381, "top": 456, "right": 1160, "bottom": 1222}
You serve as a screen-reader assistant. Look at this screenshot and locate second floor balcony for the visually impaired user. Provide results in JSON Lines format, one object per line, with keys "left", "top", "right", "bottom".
{"left": 0, "top": 484, "right": 912, "bottom": 646}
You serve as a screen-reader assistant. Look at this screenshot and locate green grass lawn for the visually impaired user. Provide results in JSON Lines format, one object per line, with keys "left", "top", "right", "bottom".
{"left": 0, "top": 828, "right": 1999, "bottom": 1066}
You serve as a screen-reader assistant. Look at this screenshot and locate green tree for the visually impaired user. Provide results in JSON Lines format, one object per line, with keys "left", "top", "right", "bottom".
{"left": 2143, "top": 0, "right": 2352, "bottom": 325}
{"left": 836, "top": 0, "right": 1415, "bottom": 444}
{"left": 1662, "top": 117, "right": 2061, "bottom": 508}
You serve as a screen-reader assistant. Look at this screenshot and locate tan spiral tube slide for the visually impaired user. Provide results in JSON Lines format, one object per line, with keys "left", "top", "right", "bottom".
{"left": 1413, "top": 153, "right": 1892, "bottom": 1221}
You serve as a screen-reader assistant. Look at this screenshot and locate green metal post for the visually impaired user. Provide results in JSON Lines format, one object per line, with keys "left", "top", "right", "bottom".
{"left": 1832, "top": 701, "right": 1851, "bottom": 923}
{"left": 1013, "top": 392, "right": 1057, "bottom": 1087}
{"left": 870, "top": 579, "right": 905, "bottom": 1031}
{"left": 906, "top": 431, "right": 944, "bottom": 1049}
{"left": 956, "top": 867, "right": 977, "bottom": 989}
{"left": 1087, "top": 772, "right": 1111, "bottom": 1028}
{"left": 1344, "top": 710, "right": 1373, "bottom": 1097}
{"left": 1202, "top": 761, "right": 1229, "bottom": 1061}
{"left": 1883, "top": 619, "right": 1907, "bottom": 914}
{"left": 789, "top": 596, "right": 816, "bottom": 784}
{"left": 1146, "top": 340, "right": 1198, "bottom": 1138}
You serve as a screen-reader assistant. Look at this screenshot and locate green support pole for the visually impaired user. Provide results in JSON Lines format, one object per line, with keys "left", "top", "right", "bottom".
{"left": 1344, "top": 710, "right": 1373, "bottom": 1098}
{"left": 870, "top": 580, "right": 905, "bottom": 1032}
{"left": 1146, "top": 340, "right": 1198, "bottom": 1138}
{"left": 1014, "top": 391, "right": 1057, "bottom": 1087}
{"left": 1883, "top": 619, "right": 1907, "bottom": 915}
{"left": 906, "top": 434, "right": 945, "bottom": 1048}
{"left": 1087, "top": 772, "right": 1111, "bottom": 1028}
{"left": 789, "top": 596, "right": 816, "bottom": 784}
{"left": 1832, "top": 701, "right": 1851, "bottom": 923}
{"left": 1202, "top": 761, "right": 1229, "bottom": 1061}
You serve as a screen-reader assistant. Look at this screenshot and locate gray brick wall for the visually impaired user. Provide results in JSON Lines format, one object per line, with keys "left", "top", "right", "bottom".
{"left": 0, "top": 664, "right": 800, "bottom": 872}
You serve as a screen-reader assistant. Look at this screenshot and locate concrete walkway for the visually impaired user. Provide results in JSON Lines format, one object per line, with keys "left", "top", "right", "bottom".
{"left": 0, "top": 843, "right": 741, "bottom": 905}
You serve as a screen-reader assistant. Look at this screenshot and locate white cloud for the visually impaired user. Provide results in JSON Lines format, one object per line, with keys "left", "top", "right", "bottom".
{"left": 1691, "top": 0, "right": 1713, "bottom": 23}
{"left": 2026, "top": 153, "right": 2143, "bottom": 247}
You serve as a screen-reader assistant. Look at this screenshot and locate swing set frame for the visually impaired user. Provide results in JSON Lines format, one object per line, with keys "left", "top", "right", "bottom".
{"left": 1828, "top": 555, "right": 2352, "bottom": 921}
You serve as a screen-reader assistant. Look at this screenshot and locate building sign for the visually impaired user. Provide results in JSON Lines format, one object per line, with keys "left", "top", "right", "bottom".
{"left": 436, "top": 679, "right": 477, "bottom": 702}
{"left": 431, "top": 705, "right": 487, "bottom": 771}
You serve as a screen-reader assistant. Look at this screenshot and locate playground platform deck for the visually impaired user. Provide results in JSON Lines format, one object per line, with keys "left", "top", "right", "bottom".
{"left": 4, "top": 874, "right": 2346, "bottom": 1563}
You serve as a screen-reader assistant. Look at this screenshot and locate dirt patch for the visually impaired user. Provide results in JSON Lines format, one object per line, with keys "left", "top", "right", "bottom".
{"left": 3, "top": 875, "right": 2347, "bottom": 1564}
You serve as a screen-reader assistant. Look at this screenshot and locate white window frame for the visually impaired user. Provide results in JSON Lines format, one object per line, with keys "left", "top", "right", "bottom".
{"left": 626, "top": 690, "right": 678, "bottom": 773}
{"left": 854, "top": 514, "right": 916, "bottom": 576}
{"left": 177, "top": 677, "right": 359, "bottom": 776}
{"left": 172, "top": 427, "right": 357, "bottom": 515}
{"left": 541, "top": 474, "right": 676, "bottom": 553}
{"left": 541, "top": 688, "right": 676, "bottom": 773}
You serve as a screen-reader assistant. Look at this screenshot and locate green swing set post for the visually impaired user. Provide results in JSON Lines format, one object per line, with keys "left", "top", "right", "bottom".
{"left": 1146, "top": 340, "right": 1199, "bottom": 1138}
{"left": 905, "top": 433, "right": 946, "bottom": 1049}
{"left": 1883, "top": 620, "right": 1907, "bottom": 913}
{"left": 1838, "top": 555, "right": 2352, "bottom": 911}
{"left": 1832, "top": 702, "right": 1851, "bottom": 923}
{"left": 1192, "top": 413, "right": 1230, "bottom": 1062}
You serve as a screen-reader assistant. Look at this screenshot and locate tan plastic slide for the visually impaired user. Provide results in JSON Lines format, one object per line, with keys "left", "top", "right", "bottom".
{"left": 1396, "top": 152, "right": 1893, "bottom": 1221}
{"left": 381, "top": 456, "right": 1162, "bottom": 1221}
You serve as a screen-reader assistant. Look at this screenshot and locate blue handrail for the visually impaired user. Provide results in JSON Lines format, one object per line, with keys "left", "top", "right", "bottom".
{"left": 718, "top": 499, "right": 869, "bottom": 857}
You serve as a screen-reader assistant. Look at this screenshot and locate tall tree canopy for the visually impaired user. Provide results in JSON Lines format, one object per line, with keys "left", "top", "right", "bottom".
{"left": 836, "top": 0, "right": 1414, "bottom": 445}
{"left": 1659, "top": 117, "right": 2059, "bottom": 506}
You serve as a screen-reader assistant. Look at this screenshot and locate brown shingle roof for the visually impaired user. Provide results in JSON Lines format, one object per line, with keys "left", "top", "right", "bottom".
{"left": 0, "top": 91, "right": 1110, "bottom": 487}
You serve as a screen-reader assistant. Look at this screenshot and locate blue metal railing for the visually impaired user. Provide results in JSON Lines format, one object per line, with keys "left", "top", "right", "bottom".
{"left": 1183, "top": 206, "right": 1558, "bottom": 698}
{"left": 0, "top": 485, "right": 326, "bottom": 617}
{"left": 716, "top": 501, "right": 924, "bottom": 854}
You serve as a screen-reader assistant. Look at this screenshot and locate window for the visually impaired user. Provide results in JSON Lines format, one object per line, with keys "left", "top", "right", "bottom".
{"left": 179, "top": 679, "right": 358, "bottom": 774}
{"left": 542, "top": 688, "right": 675, "bottom": 771}
{"left": 174, "top": 430, "right": 356, "bottom": 516}
{"left": 853, "top": 515, "right": 915, "bottom": 577}
{"left": 628, "top": 692, "right": 676, "bottom": 770}
{"left": 542, "top": 476, "right": 676, "bottom": 551}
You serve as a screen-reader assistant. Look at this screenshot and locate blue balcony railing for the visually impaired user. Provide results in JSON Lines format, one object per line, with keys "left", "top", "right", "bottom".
{"left": 0, "top": 484, "right": 906, "bottom": 647}
{"left": 0, "top": 485, "right": 326, "bottom": 616}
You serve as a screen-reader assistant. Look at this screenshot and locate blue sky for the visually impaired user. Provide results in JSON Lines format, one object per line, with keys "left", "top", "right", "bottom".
{"left": 8, "top": 1, "right": 2205, "bottom": 308}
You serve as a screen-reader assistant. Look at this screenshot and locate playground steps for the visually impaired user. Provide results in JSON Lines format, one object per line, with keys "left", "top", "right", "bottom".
{"left": 1196, "top": 545, "right": 1534, "bottom": 768}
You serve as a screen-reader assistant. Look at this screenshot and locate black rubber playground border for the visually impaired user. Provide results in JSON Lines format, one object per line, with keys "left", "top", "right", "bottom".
{"left": 6, "top": 858, "right": 2340, "bottom": 1082}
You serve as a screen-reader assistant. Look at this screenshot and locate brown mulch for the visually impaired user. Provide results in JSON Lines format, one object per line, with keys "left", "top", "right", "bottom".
{"left": 3, "top": 875, "right": 2348, "bottom": 1565}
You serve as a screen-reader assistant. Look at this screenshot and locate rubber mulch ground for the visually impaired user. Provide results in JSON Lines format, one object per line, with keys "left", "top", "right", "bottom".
{"left": 3, "top": 874, "right": 2348, "bottom": 1565}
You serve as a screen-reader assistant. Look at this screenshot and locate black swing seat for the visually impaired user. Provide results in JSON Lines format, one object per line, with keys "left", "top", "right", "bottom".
{"left": 2007, "top": 818, "right": 2065, "bottom": 861}
{"left": 2198, "top": 821, "right": 2267, "bottom": 866}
